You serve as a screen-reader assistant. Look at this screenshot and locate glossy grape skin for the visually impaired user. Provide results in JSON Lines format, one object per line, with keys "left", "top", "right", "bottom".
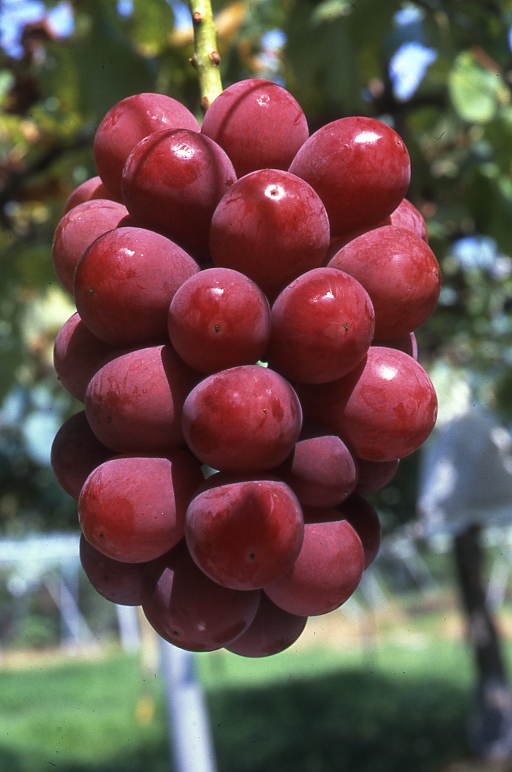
{"left": 141, "top": 542, "right": 260, "bottom": 652}
{"left": 53, "top": 313, "right": 117, "bottom": 402}
{"left": 78, "top": 451, "right": 204, "bottom": 563}
{"left": 51, "top": 411, "right": 113, "bottom": 500}
{"left": 201, "top": 78, "right": 309, "bottom": 178}
{"left": 168, "top": 267, "right": 270, "bottom": 373}
{"left": 289, "top": 116, "right": 410, "bottom": 238}
{"left": 267, "top": 267, "right": 375, "bottom": 384}
{"left": 63, "top": 176, "right": 120, "bottom": 213}
{"left": 122, "top": 129, "right": 237, "bottom": 261}
{"left": 52, "top": 199, "right": 129, "bottom": 294}
{"left": 185, "top": 476, "right": 304, "bottom": 591}
{"left": 85, "top": 344, "right": 200, "bottom": 453}
{"left": 272, "top": 418, "right": 357, "bottom": 508}
{"left": 225, "top": 593, "right": 307, "bottom": 658}
{"left": 324, "top": 198, "right": 428, "bottom": 262}
{"left": 328, "top": 225, "right": 441, "bottom": 339}
{"left": 353, "top": 457, "right": 400, "bottom": 495}
{"left": 93, "top": 92, "right": 201, "bottom": 201}
{"left": 79, "top": 534, "right": 145, "bottom": 606}
{"left": 209, "top": 169, "right": 329, "bottom": 300}
{"left": 182, "top": 365, "right": 302, "bottom": 473}
{"left": 372, "top": 332, "right": 418, "bottom": 360}
{"left": 337, "top": 494, "right": 381, "bottom": 569}
{"left": 74, "top": 226, "right": 199, "bottom": 347}
{"left": 389, "top": 198, "right": 428, "bottom": 242}
{"left": 296, "top": 347, "right": 438, "bottom": 462}
{"left": 264, "top": 507, "right": 365, "bottom": 617}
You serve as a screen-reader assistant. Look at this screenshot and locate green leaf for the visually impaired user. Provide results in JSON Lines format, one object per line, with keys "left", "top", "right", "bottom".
{"left": 311, "top": 0, "right": 353, "bottom": 25}
{"left": 448, "top": 51, "right": 507, "bottom": 124}
{"left": 128, "top": 0, "right": 175, "bottom": 56}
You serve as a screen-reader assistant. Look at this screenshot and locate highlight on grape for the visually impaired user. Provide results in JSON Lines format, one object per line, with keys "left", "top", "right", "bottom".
{"left": 51, "top": 79, "right": 440, "bottom": 658}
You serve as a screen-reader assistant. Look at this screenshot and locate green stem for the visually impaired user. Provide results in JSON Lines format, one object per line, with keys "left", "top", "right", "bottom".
{"left": 188, "top": 0, "right": 223, "bottom": 113}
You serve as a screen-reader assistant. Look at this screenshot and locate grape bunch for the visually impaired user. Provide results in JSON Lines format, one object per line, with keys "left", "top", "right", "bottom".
{"left": 50, "top": 79, "right": 440, "bottom": 658}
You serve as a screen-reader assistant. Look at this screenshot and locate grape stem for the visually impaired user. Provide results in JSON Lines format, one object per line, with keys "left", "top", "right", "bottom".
{"left": 188, "top": 0, "right": 223, "bottom": 113}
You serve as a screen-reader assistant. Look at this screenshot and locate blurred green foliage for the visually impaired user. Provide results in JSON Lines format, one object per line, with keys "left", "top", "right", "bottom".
{"left": 2, "top": 0, "right": 512, "bottom": 533}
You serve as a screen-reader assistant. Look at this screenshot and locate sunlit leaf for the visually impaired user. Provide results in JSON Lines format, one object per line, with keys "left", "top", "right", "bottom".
{"left": 448, "top": 51, "right": 507, "bottom": 124}
{"left": 128, "top": 0, "right": 175, "bottom": 56}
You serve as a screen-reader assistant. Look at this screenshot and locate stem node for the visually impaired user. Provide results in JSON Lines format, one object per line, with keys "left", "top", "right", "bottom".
{"left": 188, "top": 0, "right": 223, "bottom": 110}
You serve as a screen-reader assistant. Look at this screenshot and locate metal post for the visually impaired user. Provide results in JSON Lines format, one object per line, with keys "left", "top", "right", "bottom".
{"left": 159, "top": 639, "right": 218, "bottom": 772}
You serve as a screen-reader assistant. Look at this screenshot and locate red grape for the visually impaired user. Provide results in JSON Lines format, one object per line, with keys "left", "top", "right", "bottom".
{"left": 85, "top": 344, "right": 200, "bottom": 453}
{"left": 388, "top": 197, "right": 428, "bottom": 242}
{"left": 182, "top": 365, "right": 302, "bottom": 473}
{"left": 49, "top": 82, "right": 441, "bottom": 658}
{"left": 122, "top": 129, "right": 236, "bottom": 260}
{"left": 266, "top": 267, "right": 375, "bottom": 383}
{"left": 372, "top": 332, "right": 418, "bottom": 360}
{"left": 52, "top": 199, "right": 129, "bottom": 294}
{"left": 79, "top": 534, "right": 145, "bottom": 606}
{"left": 289, "top": 116, "right": 410, "bottom": 238}
{"left": 201, "top": 78, "right": 309, "bottom": 178}
{"left": 93, "top": 92, "right": 201, "bottom": 201}
{"left": 53, "top": 312, "right": 117, "bottom": 402}
{"left": 63, "top": 176, "right": 121, "bottom": 213}
{"left": 185, "top": 476, "right": 304, "bottom": 590}
{"left": 209, "top": 169, "right": 329, "bottom": 300}
{"left": 51, "top": 410, "right": 113, "bottom": 500}
{"left": 167, "top": 267, "right": 270, "bottom": 373}
{"left": 328, "top": 225, "right": 441, "bottom": 339}
{"left": 141, "top": 542, "right": 260, "bottom": 652}
{"left": 337, "top": 494, "right": 381, "bottom": 569}
{"left": 78, "top": 450, "right": 203, "bottom": 563}
{"left": 225, "top": 593, "right": 307, "bottom": 658}
{"left": 297, "top": 346, "right": 438, "bottom": 462}
{"left": 74, "top": 226, "right": 199, "bottom": 347}
{"left": 272, "top": 418, "right": 357, "bottom": 507}
{"left": 264, "top": 507, "right": 365, "bottom": 616}
{"left": 353, "top": 457, "right": 400, "bottom": 495}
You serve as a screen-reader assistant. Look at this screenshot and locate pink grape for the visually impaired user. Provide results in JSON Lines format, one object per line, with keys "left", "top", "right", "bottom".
{"left": 52, "top": 199, "right": 129, "bottom": 294}
{"left": 289, "top": 116, "right": 410, "bottom": 238}
{"left": 74, "top": 226, "right": 199, "bottom": 347}
{"left": 79, "top": 534, "right": 145, "bottom": 606}
{"left": 354, "top": 458, "right": 400, "bottom": 495}
{"left": 337, "top": 494, "right": 381, "bottom": 569}
{"left": 93, "top": 92, "right": 201, "bottom": 201}
{"left": 167, "top": 267, "right": 270, "bottom": 373}
{"left": 185, "top": 475, "right": 304, "bottom": 591}
{"left": 388, "top": 197, "right": 428, "bottom": 242}
{"left": 53, "top": 312, "right": 117, "bottom": 402}
{"left": 51, "top": 410, "right": 113, "bottom": 500}
{"left": 272, "top": 418, "right": 357, "bottom": 507}
{"left": 78, "top": 450, "right": 204, "bottom": 563}
{"left": 182, "top": 365, "right": 302, "bottom": 473}
{"left": 141, "top": 542, "right": 260, "bottom": 652}
{"left": 63, "top": 176, "right": 121, "bottom": 213}
{"left": 209, "top": 169, "right": 329, "bottom": 300}
{"left": 225, "top": 593, "right": 307, "bottom": 658}
{"left": 296, "top": 346, "right": 438, "bottom": 462}
{"left": 328, "top": 225, "right": 441, "bottom": 339}
{"left": 85, "top": 344, "right": 200, "bottom": 453}
{"left": 122, "top": 129, "right": 237, "bottom": 260}
{"left": 201, "top": 78, "right": 309, "bottom": 178}
{"left": 372, "top": 332, "right": 418, "bottom": 360}
{"left": 264, "top": 506, "right": 365, "bottom": 616}
{"left": 266, "top": 267, "right": 375, "bottom": 383}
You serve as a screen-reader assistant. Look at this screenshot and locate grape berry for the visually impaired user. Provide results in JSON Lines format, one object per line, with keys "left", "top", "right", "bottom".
{"left": 51, "top": 78, "right": 439, "bottom": 657}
